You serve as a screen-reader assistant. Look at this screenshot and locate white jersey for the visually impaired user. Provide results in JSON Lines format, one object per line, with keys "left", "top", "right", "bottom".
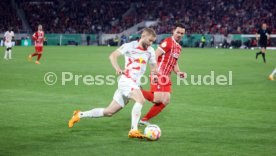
{"left": 117, "top": 40, "right": 156, "bottom": 85}
{"left": 4, "top": 31, "right": 14, "bottom": 43}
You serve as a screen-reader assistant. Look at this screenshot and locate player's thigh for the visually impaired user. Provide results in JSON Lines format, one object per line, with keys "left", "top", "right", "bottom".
{"left": 104, "top": 100, "right": 123, "bottom": 116}
{"left": 35, "top": 47, "right": 43, "bottom": 53}
{"left": 261, "top": 47, "right": 266, "bottom": 52}
{"left": 154, "top": 92, "right": 171, "bottom": 105}
{"left": 129, "top": 89, "right": 145, "bottom": 104}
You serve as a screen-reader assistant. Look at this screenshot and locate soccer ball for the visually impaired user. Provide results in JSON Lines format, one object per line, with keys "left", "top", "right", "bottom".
{"left": 144, "top": 124, "right": 161, "bottom": 141}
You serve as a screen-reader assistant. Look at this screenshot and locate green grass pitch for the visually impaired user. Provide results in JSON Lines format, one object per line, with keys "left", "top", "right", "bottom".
{"left": 0, "top": 46, "right": 276, "bottom": 156}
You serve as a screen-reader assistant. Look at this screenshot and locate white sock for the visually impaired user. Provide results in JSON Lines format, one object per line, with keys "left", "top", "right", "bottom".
{"left": 8, "top": 50, "right": 12, "bottom": 59}
{"left": 4, "top": 51, "right": 8, "bottom": 59}
{"left": 131, "top": 102, "right": 143, "bottom": 130}
{"left": 271, "top": 68, "right": 276, "bottom": 77}
{"left": 79, "top": 108, "right": 104, "bottom": 118}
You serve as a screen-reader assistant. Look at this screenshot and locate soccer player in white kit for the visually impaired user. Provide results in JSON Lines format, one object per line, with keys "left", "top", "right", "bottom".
{"left": 3, "top": 28, "right": 15, "bottom": 60}
{"left": 68, "top": 28, "right": 158, "bottom": 139}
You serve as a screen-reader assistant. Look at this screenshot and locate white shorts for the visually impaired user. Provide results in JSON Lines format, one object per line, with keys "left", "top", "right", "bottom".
{"left": 5, "top": 42, "right": 12, "bottom": 48}
{"left": 113, "top": 75, "right": 140, "bottom": 107}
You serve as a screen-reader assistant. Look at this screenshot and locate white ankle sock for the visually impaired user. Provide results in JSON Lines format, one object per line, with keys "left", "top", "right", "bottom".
{"left": 79, "top": 108, "right": 104, "bottom": 118}
{"left": 131, "top": 102, "right": 143, "bottom": 130}
{"left": 8, "top": 50, "right": 12, "bottom": 59}
{"left": 271, "top": 68, "right": 276, "bottom": 77}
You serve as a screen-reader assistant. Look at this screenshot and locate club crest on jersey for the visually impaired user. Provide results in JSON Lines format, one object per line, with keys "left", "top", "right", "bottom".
{"left": 161, "top": 41, "right": 167, "bottom": 48}
{"left": 133, "top": 57, "right": 146, "bottom": 64}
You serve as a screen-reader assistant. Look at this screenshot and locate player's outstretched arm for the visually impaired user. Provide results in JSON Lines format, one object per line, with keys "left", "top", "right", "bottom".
{"left": 109, "top": 50, "right": 123, "bottom": 75}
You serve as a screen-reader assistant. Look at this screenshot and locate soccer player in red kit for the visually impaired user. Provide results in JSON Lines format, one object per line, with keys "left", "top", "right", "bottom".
{"left": 139, "top": 24, "right": 186, "bottom": 125}
{"left": 28, "top": 24, "right": 45, "bottom": 64}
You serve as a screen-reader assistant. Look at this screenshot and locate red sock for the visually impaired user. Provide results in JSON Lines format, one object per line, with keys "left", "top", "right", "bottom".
{"left": 141, "top": 90, "right": 154, "bottom": 102}
{"left": 37, "top": 54, "right": 42, "bottom": 61}
{"left": 141, "top": 103, "right": 166, "bottom": 121}
{"left": 32, "top": 53, "right": 38, "bottom": 57}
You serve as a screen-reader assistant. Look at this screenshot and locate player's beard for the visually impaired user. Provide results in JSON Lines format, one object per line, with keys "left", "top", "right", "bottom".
{"left": 141, "top": 42, "right": 149, "bottom": 50}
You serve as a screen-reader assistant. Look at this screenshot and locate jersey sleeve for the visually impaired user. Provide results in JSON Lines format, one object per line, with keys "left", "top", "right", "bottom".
{"left": 158, "top": 38, "right": 171, "bottom": 53}
{"left": 117, "top": 43, "right": 129, "bottom": 55}
{"left": 148, "top": 47, "right": 156, "bottom": 65}
{"left": 32, "top": 32, "right": 38, "bottom": 40}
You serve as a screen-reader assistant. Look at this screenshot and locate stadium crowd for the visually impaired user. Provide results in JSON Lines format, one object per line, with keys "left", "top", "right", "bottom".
{"left": 19, "top": 0, "right": 130, "bottom": 33}
{"left": 0, "top": 0, "right": 22, "bottom": 33}
{"left": 2, "top": 0, "right": 276, "bottom": 34}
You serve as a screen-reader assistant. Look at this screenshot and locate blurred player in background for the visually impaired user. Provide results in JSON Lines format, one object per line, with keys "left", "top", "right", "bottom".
{"left": 3, "top": 27, "right": 15, "bottom": 60}
{"left": 68, "top": 28, "right": 158, "bottom": 139}
{"left": 139, "top": 24, "right": 186, "bottom": 125}
{"left": 28, "top": 24, "right": 45, "bottom": 64}
{"left": 268, "top": 68, "right": 276, "bottom": 80}
{"left": 256, "top": 23, "right": 270, "bottom": 63}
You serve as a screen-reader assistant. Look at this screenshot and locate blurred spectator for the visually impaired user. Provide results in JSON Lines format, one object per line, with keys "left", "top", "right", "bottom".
{"left": 200, "top": 34, "right": 206, "bottom": 48}
{"left": 86, "top": 35, "right": 91, "bottom": 46}
{"left": 3, "top": 0, "right": 276, "bottom": 34}
{"left": 0, "top": 0, "right": 22, "bottom": 33}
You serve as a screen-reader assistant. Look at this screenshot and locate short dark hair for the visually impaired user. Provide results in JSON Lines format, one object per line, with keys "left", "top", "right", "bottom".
{"left": 174, "top": 23, "right": 185, "bottom": 29}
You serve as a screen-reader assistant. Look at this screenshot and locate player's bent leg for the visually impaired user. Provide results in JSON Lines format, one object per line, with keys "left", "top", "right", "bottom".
{"left": 129, "top": 89, "right": 145, "bottom": 104}
{"left": 68, "top": 100, "right": 123, "bottom": 128}
{"left": 103, "top": 100, "right": 123, "bottom": 117}
{"left": 35, "top": 52, "right": 42, "bottom": 64}
{"left": 140, "top": 92, "right": 170, "bottom": 123}
{"left": 153, "top": 92, "right": 171, "bottom": 106}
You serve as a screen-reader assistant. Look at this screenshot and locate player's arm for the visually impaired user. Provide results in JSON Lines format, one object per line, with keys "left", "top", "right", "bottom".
{"left": 174, "top": 62, "right": 186, "bottom": 79}
{"left": 32, "top": 33, "right": 38, "bottom": 40}
{"left": 109, "top": 50, "right": 123, "bottom": 75}
{"left": 255, "top": 32, "right": 259, "bottom": 41}
{"left": 267, "top": 31, "right": 271, "bottom": 40}
{"left": 155, "top": 47, "right": 164, "bottom": 62}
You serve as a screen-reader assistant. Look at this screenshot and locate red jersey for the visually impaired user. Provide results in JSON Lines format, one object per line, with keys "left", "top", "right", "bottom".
{"left": 157, "top": 37, "right": 182, "bottom": 76}
{"left": 32, "top": 31, "right": 44, "bottom": 47}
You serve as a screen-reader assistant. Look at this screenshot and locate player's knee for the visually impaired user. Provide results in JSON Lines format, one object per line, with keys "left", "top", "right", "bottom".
{"left": 162, "top": 98, "right": 170, "bottom": 105}
{"left": 137, "top": 97, "right": 145, "bottom": 104}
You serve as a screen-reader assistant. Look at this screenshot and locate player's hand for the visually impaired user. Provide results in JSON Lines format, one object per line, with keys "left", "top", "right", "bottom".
{"left": 151, "top": 74, "right": 158, "bottom": 83}
{"left": 177, "top": 72, "right": 186, "bottom": 79}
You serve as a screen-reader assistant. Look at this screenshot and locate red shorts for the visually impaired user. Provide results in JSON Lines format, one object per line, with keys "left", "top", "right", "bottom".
{"left": 35, "top": 46, "right": 43, "bottom": 53}
{"left": 150, "top": 75, "right": 172, "bottom": 93}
